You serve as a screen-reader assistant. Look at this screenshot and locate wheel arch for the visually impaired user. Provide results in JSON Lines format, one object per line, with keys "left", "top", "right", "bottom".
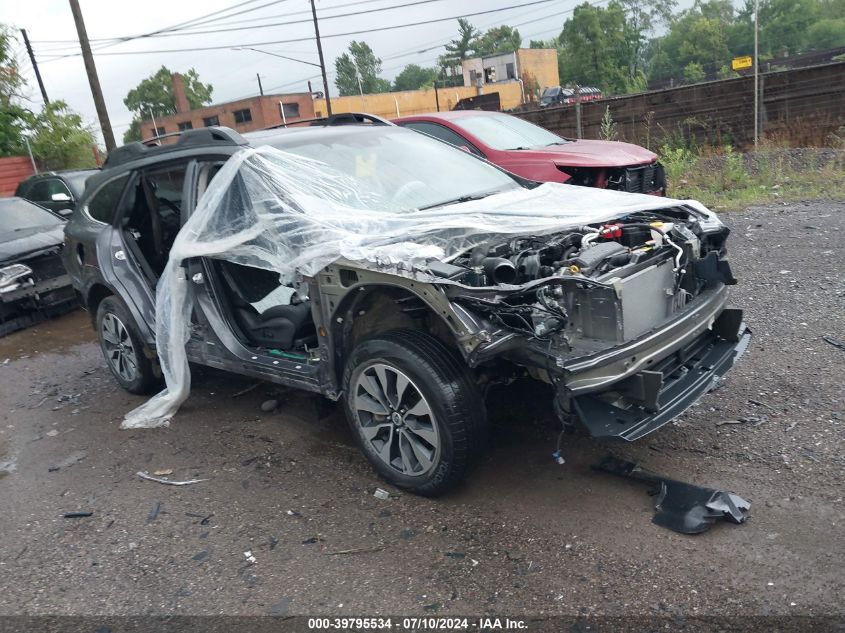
{"left": 85, "top": 282, "right": 114, "bottom": 326}
{"left": 329, "top": 282, "right": 468, "bottom": 382}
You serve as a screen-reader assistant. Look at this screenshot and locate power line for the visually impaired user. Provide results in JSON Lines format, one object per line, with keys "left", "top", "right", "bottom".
{"left": 37, "top": 0, "right": 294, "bottom": 60}
{"left": 259, "top": 0, "right": 586, "bottom": 93}
{"left": 33, "top": 0, "right": 284, "bottom": 44}
{"left": 169, "top": 0, "right": 420, "bottom": 31}
{"left": 100, "top": 0, "right": 457, "bottom": 39}
{"left": 40, "top": 0, "right": 558, "bottom": 60}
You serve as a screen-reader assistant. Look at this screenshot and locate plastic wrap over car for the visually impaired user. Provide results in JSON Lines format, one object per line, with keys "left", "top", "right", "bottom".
{"left": 122, "top": 145, "right": 713, "bottom": 429}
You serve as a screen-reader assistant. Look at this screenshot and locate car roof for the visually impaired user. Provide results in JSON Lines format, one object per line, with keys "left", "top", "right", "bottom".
{"left": 393, "top": 110, "right": 509, "bottom": 123}
{"left": 84, "top": 121, "right": 409, "bottom": 197}
{"left": 243, "top": 123, "right": 410, "bottom": 147}
{"left": 21, "top": 169, "right": 99, "bottom": 181}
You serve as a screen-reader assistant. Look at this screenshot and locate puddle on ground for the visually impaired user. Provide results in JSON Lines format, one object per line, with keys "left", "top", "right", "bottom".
{"left": 0, "top": 309, "right": 94, "bottom": 360}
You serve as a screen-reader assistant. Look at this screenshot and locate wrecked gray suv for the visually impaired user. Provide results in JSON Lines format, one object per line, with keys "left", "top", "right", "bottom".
{"left": 64, "top": 119, "right": 750, "bottom": 496}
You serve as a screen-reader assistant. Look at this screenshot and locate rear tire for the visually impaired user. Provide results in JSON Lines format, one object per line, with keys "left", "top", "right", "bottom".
{"left": 95, "top": 296, "right": 161, "bottom": 395}
{"left": 342, "top": 329, "right": 487, "bottom": 496}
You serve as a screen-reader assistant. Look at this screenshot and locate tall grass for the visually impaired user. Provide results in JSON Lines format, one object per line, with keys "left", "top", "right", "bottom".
{"left": 659, "top": 144, "right": 845, "bottom": 209}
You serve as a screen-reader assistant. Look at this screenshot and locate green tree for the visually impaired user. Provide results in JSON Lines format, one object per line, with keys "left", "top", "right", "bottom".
{"left": 334, "top": 41, "right": 390, "bottom": 97}
{"left": 557, "top": 2, "right": 629, "bottom": 93}
{"left": 806, "top": 18, "right": 845, "bottom": 49}
{"left": 471, "top": 25, "right": 522, "bottom": 57}
{"left": 682, "top": 62, "right": 707, "bottom": 83}
{"left": 648, "top": 2, "right": 734, "bottom": 80}
{"left": 617, "top": 0, "right": 677, "bottom": 81}
{"left": 28, "top": 101, "right": 97, "bottom": 170}
{"left": 529, "top": 37, "right": 558, "bottom": 49}
{"left": 123, "top": 119, "right": 142, "bottom": 144}
{"left": 438, "top": 18, "right": 480, "bottom": 87}
{"left": 123, "top": 66, "right": 213, "bottom": 143}
{"left": 442, "top": 18, "right": 479, "bottom": 63}
{"left": 758, "top": 0, "right": 822, "bottom": 56}
{"left": 0, "top": 25, "right": 29, "bottom": 156}
{"left": 392, "top": 64, "right": 439, "bottom": 92}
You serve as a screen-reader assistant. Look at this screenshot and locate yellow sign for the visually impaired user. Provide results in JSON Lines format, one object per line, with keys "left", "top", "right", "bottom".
{"left": 732, "top": 55, "right": 753, "bottom": 71}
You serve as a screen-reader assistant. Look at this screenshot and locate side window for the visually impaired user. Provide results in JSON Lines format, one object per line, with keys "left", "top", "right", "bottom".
{"left": 403, "top": 122, "right": 483, "bottom": 156}
{"left": 27, "top": 179, "right": 51, "bottom": 202}
{"left": 46, "top": 179, "right": 72, "bottom": 200}
{"left": 87, "top": 175, "right": 130, "bottom": 224}
{"left": 122, "top": 164, "right": 189, "bottom": 277}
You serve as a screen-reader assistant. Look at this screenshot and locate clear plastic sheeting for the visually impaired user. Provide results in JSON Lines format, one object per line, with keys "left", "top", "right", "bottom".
{"left": 122, "top": 145, "right": 708, "bottom": 429}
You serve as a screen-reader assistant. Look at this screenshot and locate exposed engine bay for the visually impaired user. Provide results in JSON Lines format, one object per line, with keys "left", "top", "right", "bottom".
{"left": 426, "top": 206, "right": 736, "bottom": 348}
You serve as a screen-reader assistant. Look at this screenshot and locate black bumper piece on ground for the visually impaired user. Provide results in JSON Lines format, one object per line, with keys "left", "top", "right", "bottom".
{"left": 573, "top": 309, "right": 751, "bottom": 442}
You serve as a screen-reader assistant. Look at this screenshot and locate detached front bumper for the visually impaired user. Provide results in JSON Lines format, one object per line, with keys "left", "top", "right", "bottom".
{"left": 564, "top": 308, "right": 751, "bottom": 441}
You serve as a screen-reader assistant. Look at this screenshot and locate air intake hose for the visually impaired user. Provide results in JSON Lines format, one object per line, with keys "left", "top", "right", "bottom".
{"left": 483, "top": 257, "right": 517, "bottom": 284}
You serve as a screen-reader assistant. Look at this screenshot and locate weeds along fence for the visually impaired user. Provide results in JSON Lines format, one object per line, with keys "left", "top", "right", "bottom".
{"left": 516, "top": 62, "right": 845, "bottom": 150}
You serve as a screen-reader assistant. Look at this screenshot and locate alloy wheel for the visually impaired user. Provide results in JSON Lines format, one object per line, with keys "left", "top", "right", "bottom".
{"left": 352, "top": 363, "right": 440, "bottom": 477}
{"left": 101, "top": 313, "right": 139, "bottom": 383}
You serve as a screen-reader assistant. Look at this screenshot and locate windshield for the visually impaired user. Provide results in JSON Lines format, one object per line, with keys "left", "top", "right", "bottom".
{"left": 66, "top": 172, "right": 95, "bottom": 198}
{"left": 453, "top": 113, "right": 567, "bottom": 150}
{"left": 0, "top": 198, "right": 63, "bottom": 233}
{"left": 541, "top": 87, "right": 560, "bottom": 98}
{"left": 270, "top": 126, "right": 521, "bottom": 211}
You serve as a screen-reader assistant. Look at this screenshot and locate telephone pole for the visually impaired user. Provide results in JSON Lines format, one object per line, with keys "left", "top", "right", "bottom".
{"left": 20, "top": 29, "right": 49, "bottom": 105}
{"left": 753, "top": 0, "right": 759, "bottom": 149}
{"left": 256, "top": 73, "right": 264, "bottom": 96}
{"left": 310, "top": 0, "right": 332, "bottom": 117}
{"left": 68, "top": 0, "right": 116, "bottom": 151}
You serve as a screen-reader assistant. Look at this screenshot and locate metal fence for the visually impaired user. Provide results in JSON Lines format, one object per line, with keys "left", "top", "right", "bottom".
{"left": 516, "top": 62, "right": 845, "bottom": 150}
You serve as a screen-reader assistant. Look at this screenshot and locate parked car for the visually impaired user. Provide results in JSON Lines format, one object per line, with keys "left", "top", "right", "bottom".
{"left": 64, "top": 119, "right": 748, "bottom": 495}
{"left": 393, "top": 111, "right": 665, "bottom": 195}
{"left": 0, "top": 197, "right": 76, "bottom": 336}
{"left": 539, "top": 85, "right": 603, "bottom": 107}
{"left": 15, "top": 169, "right": 99, "bottom": 217}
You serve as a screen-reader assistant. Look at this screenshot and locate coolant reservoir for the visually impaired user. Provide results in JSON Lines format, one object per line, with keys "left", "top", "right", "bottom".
{"left": 650, "top": 221, "right": 673, "bottom": 247}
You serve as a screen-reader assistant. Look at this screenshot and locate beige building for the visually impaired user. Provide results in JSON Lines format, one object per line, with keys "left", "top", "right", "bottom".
{"left": 461, "top": 48, "right": 559, "bottom": 101}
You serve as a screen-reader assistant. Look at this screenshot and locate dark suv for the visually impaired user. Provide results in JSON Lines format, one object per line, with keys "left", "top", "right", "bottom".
{"left": 15, "top": 169, "right": 99, "bottom": 217}
{"left": 64, "top": 121, "right": 749, "bottom": 495}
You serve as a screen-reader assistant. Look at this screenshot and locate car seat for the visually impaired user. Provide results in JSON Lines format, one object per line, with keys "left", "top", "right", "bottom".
{"left": 217, "top": 261, "right": 315, "bottom": 350}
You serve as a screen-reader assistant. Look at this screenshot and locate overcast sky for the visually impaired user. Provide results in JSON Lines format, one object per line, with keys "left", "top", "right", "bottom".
{"left": 1, "top": 0, "right": 695, "bottom": 142}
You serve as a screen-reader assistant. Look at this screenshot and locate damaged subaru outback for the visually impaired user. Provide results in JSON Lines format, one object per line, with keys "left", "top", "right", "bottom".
{"left": 64, "top": 117, "right": 750, "bottom": 496}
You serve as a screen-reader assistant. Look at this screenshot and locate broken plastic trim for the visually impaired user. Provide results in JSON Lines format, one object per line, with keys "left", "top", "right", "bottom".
{"left": 592, "top": 455, "right": 750, "bottom": 534}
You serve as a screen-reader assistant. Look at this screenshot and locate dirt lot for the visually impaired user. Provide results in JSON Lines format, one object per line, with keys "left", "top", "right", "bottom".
{"left": 0, "top": 201, "right": 842, "bottom": 623}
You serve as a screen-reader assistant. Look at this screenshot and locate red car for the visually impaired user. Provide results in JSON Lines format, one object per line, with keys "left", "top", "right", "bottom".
{"left": 392, "top": 111, "right": 665, "bottom": 195}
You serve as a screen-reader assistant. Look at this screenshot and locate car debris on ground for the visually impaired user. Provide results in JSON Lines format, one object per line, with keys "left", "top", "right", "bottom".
{"left": 136, "top": 471, "right": 208, "bottom": 486}
{"left": 592, "top": 454, "right": 750, "bottom": 534}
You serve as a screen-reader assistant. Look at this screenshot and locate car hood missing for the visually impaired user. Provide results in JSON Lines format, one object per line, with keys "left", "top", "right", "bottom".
{"left": 121, "top": 145, "right": 719, "bottom": 431}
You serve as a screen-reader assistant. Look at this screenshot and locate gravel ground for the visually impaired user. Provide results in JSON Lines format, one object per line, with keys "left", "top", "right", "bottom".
{"left": 0, "top": 200, "right": 842, "bottom": 623}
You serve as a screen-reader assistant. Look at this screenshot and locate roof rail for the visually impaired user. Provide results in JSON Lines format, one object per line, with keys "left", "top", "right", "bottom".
{"left": 263, "top": 112, "right": 393, "bottom": 130}
{"left": 104, "top": 127, "right": 248, "bottom": 169}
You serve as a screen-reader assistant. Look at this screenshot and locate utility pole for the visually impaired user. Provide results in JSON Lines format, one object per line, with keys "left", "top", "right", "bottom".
{"left": 575, "top": 85, "right": 583, "bottom": 139}
{"left": 256, "top": 73, "right": 264, "bottom": 96}
{"left": 753, "top": 0, "right": 759, "bottom": 150}
{"left": 310, "top": 0, "right": 332, "bottom": 117}
{"left": 68, "top": 0, "right": 116, "bottom": 151}
{"left": 20, "top": 29, "right": 49, "bottom": 105}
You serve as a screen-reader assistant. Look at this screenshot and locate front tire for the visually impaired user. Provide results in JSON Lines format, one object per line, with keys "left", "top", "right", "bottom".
{"left": 95, "top": 296, "right": 161, "bottom": 395}
{"left": 342, "top": 329, "right": 487, "bottom": 496}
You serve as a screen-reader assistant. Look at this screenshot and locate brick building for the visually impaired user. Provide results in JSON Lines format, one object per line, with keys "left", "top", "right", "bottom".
{"left": 138, "top": 73, "right": 316, "bottom": 140}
